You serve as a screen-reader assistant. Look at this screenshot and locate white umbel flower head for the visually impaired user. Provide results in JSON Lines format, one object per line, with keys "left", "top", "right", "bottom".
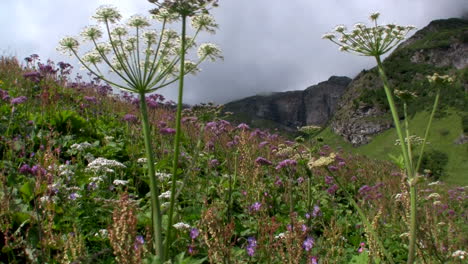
{"left": 95, "top": 42, "right": 112, "bottom": 55}
{"left": 173, "top": 222, "right": 191, "bottom": 230}
{"left": 127, "top": 15, "right": 151, "bottom": 28}
{"left": 159, "top": 190, "right": 171, "bottom": 199}
{"left": 197, "top": 43, "right": 222, "bottom": 61}
{"left": 369, "top": 12, "right": 380, "bottom": 21}
{"left": 191, "top": 14, "right": 218, "bottom": 34}
{"left": 93, "top": 5, "right": 122, "bottom": 23}
{"left": 80, "top": 25, "right": 103, "bottom": 41}
{"left": 57, "top": 37, "right": 80, "bottom": 56}
{"left": 143, "top": 30, "right": 158, "bottom": 45}
{"left": 113, "top": 179, "right": 129, "bottom": 186}
{"left": 82, "top": 51, "right": 103, "bottom": 65}
{"left": 184, "top": 60, "right": 200, "bottom": 75}
{"left": 321, "top": 33, "right": 336, "bottom": 40}
{"left": 152, "top": 8, "right": 179, "bottom": 23}
{"left": 87, "top": 157, "right": 126, "bottom": 172}
{"left": 111, "top": 26, "right": 129, "bottom": 37}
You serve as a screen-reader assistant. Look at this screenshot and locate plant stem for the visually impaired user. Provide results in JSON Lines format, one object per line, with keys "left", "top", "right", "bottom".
{"left": 139, "top": 91, "right": 164, "bottom": 260}
{"left": 327, "top": 168, "right": 395, "bottom": 264}
{"left": 415, "top": 89, "right": 440, "bottom": 173}
{"left": 375, "top": 56, "right": 417, "bottom": 263}
{"left": 166, "top": 14, "right": 187, "bottom": 259}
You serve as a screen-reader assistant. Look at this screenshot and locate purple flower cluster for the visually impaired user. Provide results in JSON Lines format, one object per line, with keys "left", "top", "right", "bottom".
{"left": 160, "top": 127, "right": 176, "bottom": 135}
{"left": 255, "top": 156, "right": 272, "bottom": 166}
{"left": 11, "top": 96, "right": 27, "bottom": 105}
{"left": 84, "top": 96, "right": 97, "bottom": 104}
{"left": 190, "top": 228, "right": 199, "bottom": 239}
{"left": 275, "top": 159, "right": 297, "bottom": 170}
{"left": 237, "top": 123, "right": 250, "bottom": 131}
{"left": 327, "top": 184, "right": 338, "bottom": 195}
{"left": 358, "top": 182, "right": 384, "bottom": 201}
{"left": 123, "top": 114, "right": 138, "bottom": 123}
{"left": 19, "top": 164, "right": 47, "bottom": 177}
{"left": 246, "top": 237, "right": 257, "bottom": 257}
{"left": 209, "top": 159, "right": 220, "bottom": 168}
{"left": 250, "top": 202, "right": 262, "bottom": 212}
{"left": 303, "top": 237, "right": 315, "bottom": 251}
{"left": 0, "top": 89, "right": 9, "bottom": 101}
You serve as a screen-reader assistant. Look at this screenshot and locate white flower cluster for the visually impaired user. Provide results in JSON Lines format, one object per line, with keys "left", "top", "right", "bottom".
{"left": 94, "top": 229, "right": 109, "bottom": 238}
{"left": 452, "top": 250, "right": 467, "bottom": 260}
{"left": 395, "top": 135, "right": 428, "bottom": 146}
{"left": 191, "top": 14, "right": 218, "bottom": 34}
{"left": 159, "top": 190, "right": 171, "bottom": 199}
{"left": 197, "top": 43, "right": 222, "bottom": 61}
{"left": 322, "top": 12, "right": 416, "bottom": 56}
{"left": 137, "top": 158, "right": 148, "bottom": 164}
{"left": 156, "top": 172, "right": 172, "bottom": 181}
{"left": 113, "top": 179, "right": 129, "bottom": 186}
{"left": 86, "top": 157, "right": 126, "bottom": 173}
{"left": 173, "top": 222, "right": 190, "bottom": 230}
{"left": 70, "top": 142, "right": 93, "bottom": 151}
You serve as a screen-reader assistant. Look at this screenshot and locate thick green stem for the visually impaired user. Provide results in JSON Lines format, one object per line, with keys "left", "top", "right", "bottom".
{"left": 403, "top": 103, "right": 413, "bottom": 170}
{"left": 375, "top": 57, "right": 417, "bottom": 263}
{"left": 139, "top": 92, "right": 164, "bottom": 260}
{"left": 415, "top": 89, "right": 440, "bottom": 173}
{"left": 165, "top": 15, "right": 187, "bottom": 259}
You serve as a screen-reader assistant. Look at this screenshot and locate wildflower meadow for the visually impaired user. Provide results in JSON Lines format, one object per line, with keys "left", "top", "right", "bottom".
{"left": 0, "top": 1, "right": 467, "bottom": 264}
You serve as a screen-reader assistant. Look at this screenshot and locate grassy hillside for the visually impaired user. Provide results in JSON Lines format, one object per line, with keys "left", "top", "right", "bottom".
{"left": 319, "top": 110, "right": 467, "bottom": 185}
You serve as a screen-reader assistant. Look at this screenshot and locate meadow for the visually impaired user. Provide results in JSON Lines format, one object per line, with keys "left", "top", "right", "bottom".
{"left": 1, "top": 3, "right": 467, "bottom": 264}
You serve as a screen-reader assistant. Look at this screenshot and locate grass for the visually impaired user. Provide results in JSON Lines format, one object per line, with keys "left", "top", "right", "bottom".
{"left": 319, "top": 110, "right": 468, "bottom": 185}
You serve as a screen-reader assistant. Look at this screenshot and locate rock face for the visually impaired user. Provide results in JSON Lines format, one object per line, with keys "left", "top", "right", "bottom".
{"left": 224, "top": 76, "right": 351, "bottom": 131}
{"left": 331, "top": 18, "right": 468, "bottom": 145}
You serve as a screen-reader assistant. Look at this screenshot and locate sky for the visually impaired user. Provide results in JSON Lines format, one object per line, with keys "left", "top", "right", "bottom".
{"left": 1, "top": 0, "right": 467, "bottom": 105}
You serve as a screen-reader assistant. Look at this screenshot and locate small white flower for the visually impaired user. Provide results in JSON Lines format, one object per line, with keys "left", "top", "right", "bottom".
{"left": 159, "top": 190, "right": 171, "bottom": 199}
{"left": 39, "top": 196, "right": 51, "bottom": 203}
{"left": 321, "top": 33, "right": 335, "bottom": 40}
{"left": 428, "top": 181, "right": 442, "bottom": 186}
{"left": 334, "top": 25, "right": 347, "bottom": 33}
{"left": 111, "top": 26, "right": 128, "bottom": 37}
{"left": 161, "top": 202, "right": 170, "bottom": 210}
{"left": 427, "top": 193, "right": 441, "bottom": 200}
{"left": 191, "top": 14, "right": 218, "bottom": 33}
{"left": 83, "top": 51, "right": 103, "bottom": 65}
{"left": 127, "top": 15, "right": 150, "bottom": 28}
{"left": 57, "top": 36, "right": 80, "bottom": 56}
{"left": 80, "top": 25, "right": 103, "bottom": 41}
{"left": 433, "top": 200, "right": 442, "bottom": 206}
{"left": 197, "top": 43, "right": 222, "bottom": 61}
{"left": 113, "top": 179, "right": 129, "bottom": 186}
{"left": 394, "top": 193, "right": 403, "bottom": 201}
{"left": 155, "top": 172, "right": 172, "bottom": 181}
{"left": 93, "top": 5, "right": 122, "bottom": 23}
{"left": 275, "top": 232, "right": 286, "bottom": 239}
{"left": 152, "top": 8, "right": 179, "bottom": 23}
{"left": 173, "top": 222, "right": 190, "bottom": 230}
{"left": 452, "top": 250, "right": 467, "bottom": 259}
{"left": 137, "top": 158, "right": 148, "bottom": 164}
{"left": 95, "top": 229, "right": 108, "bottom": 238}
{"left": 399, "top": 232, "right": 409, "bottom": 238}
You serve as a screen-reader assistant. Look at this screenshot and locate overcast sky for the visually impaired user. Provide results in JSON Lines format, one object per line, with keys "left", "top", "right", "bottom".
{"left": 1, "top": 0, "right": 467, "bottom": 104}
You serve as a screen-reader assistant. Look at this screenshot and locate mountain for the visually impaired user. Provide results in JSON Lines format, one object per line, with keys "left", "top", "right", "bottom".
{"left": 224, "top": 76, "right": 351, "bottom": 132}
{"left": 224, "top": 18, "right": 468, "bottom": 144}
{"left": 331, "top": 18, "right": 468, "bottom": 145}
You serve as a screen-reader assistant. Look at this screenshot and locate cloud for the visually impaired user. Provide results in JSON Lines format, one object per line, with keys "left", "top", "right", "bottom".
{"left": 1, "top": 0, "right": 466, "bottom": 104}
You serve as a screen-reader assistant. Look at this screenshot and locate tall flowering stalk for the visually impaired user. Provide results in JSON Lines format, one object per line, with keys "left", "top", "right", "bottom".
{"left": 58, "top": 3, "right": 221, "bottom": 261}
{"left": 323, "top": 12, "right": 453, "bottom": 263}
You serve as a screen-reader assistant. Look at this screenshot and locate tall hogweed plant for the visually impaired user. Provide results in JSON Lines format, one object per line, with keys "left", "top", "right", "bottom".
{"left": 323, "top": 12, "right": 454, "bottom": 263}
{"left": 58, "top": 0, "right": 222, "bottom": 261}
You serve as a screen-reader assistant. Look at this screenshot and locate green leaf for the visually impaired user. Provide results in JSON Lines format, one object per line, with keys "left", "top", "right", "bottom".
{"left": 388, "top": 154, "right": 405, "bottom": 169}
{"left": 19, "top": 180, "right": 34, "bottom": 202}
{"left": 350, "top": 251, "right": 369, "bottom": 264}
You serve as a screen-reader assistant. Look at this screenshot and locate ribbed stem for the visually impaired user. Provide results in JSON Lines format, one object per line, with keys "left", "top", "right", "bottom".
{"left": 165, "top": 14, "right": 187, "bottom": 259}
{"left": 139, "top": 92, "right": 164, "bottom": 260}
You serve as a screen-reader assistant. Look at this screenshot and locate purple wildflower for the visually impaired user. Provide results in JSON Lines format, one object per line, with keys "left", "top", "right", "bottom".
{"left": 0, "top": 89, "right": 10, "bottom": 101}
{"left": 255, "top": 157, "right": 272, "bottom": 166}
{"left": 190, "top": 228, "right": 199, "bottom": 239}
{"left": 303, "top": 237, "right": 315, "bottom": 251}
{"left": 135, "top": 235, "right": 145, "bottom": 245}
{"left": 246, "top": 237, "right": 257, "bottom": 257}
{"left": 328, "top": 165, "right": 338, "bottom": 171}
{"left": 250, "top": 202, "right": 261, "bottom": 212}
{"left": 324, "top": 175, "right": 334, "bottom": 185}
{"left": 310, "top": 256, "right": 319, "bottom": 264}
{"left": 19, "top": 164, "right": 32, "bottom": 174}
{"left": 312, "top": 205, "right": 321, "bottom": 217}
{"left": 11, "top": 96, "right": 27, "bottom": 105}
{"left": 84, "top": 96, "right": 97, "bottom": 104}
{"left": 23, "top": 71, "right": 42, "bottom": 83}
{"left": 160, "top": 128, "right": 176, "bottom": 135}
{"left": 258, "top": 141, "right": 269, "bottom": 148}
{"left": 69, "top": 192, "right": 80, "bottom": 200}
{"left": 327, "top": 184, "right": 338, "bottom": 195}
{"left": 209, "top": 159, "right": 220, "bottom": 168}
{"left": 123, "top": 114, "right": 138, "bottom": 123}
{"left": 297, "top": 177, "right": 304, "bottom": 184}
{"left": 275, "top": 159, "right": 297, "bottom": 170}
{"left": 237, "top": 123, "right": 250, "bottom": 131}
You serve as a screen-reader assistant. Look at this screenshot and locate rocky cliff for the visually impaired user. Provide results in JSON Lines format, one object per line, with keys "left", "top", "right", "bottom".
{"left": 331, "top": 18, "right": 468, "bottom": 145}
{"left": 224, "top": 76, "right": 351, "bottom": 131}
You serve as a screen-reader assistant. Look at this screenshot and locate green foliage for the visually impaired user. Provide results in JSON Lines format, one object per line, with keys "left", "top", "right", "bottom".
{"left": 462, "top": 114, "right": 468, "bottom": 134}
{"left": 417, "top": 149, "right": 449, "bottom": 180}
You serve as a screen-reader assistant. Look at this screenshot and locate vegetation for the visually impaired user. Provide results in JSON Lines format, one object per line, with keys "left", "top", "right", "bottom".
{"left": 0, "top": 6, "right": 467, "bottom": 264}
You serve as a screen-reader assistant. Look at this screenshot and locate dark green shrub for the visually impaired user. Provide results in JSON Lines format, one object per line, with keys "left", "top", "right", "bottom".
{"left": 462, "top": 115, "right": 468, "bottom": 134}
{"left": 417, "top": 149, "right": 449, "bottom": 180}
